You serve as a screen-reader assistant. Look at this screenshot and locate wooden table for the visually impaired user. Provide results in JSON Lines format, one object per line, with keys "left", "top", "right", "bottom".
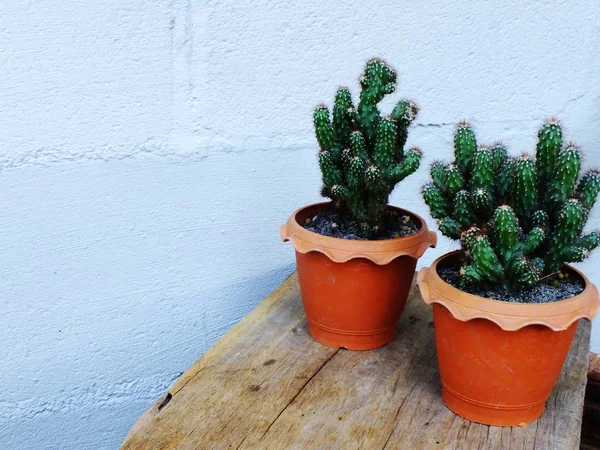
{"left": 121, "top": 274, "right": 590, "bottom": 450}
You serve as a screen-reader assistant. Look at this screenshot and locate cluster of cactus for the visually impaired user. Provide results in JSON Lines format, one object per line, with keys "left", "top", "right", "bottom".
{"left": 423, "top": 119, "right": 600, "bottom": 290}
{"left": 314, "top": 58, "right": 422, "bottom": 238}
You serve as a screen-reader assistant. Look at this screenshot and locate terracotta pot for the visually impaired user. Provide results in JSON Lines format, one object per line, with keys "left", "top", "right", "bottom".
{"left": 281, "top": 202, "right": 437, "bottom": 350}
{"left": 417, "top": 251, "right": 600, "bottom": 426}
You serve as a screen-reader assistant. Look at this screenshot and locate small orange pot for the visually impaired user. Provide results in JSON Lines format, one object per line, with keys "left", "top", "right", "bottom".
{"left": 281, "top": 202, "right": 437, "bottom": 350}
{"left": 417, "top": 251, "right": 600, "bottom": 426}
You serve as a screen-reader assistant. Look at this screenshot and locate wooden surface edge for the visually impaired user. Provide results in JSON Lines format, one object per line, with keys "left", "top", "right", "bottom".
{"left": 121, "top": 271, "right": 298, "bottom": 446}
{"left": 169, "top": 271, "right": 298, "bottom": 395}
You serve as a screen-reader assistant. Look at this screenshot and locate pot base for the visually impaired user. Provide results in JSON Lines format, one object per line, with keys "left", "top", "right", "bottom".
{"left": 307, "top": 320, "right": 396, "bottom": 350}
{"left": 442, "top": 385, "right": 545, "bottom": 427}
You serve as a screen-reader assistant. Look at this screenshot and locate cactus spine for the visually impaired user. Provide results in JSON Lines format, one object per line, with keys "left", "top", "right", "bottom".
{"left": 314, "top": 59, "right": 421, "bottom": 238}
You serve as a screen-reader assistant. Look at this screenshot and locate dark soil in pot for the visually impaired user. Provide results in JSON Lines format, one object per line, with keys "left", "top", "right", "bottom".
{"left": 436, "top": 260, "right": 585, "bottom": 304}
{"left": 303, "top": 209, "right": 419, "bottom": 240}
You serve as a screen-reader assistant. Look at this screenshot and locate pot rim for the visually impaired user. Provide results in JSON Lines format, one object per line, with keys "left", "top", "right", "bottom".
{"left": 280, "top": 202, "right": 437, "bottom": 265}
{"left": 417, "top": 251, "right": 600, "bottom": 331}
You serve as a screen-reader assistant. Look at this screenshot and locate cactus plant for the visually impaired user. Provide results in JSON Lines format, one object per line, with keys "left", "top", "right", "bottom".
{"left": 422, "top": 118, "right": 600, "bottom": 291}
{"left": 314, "top": 59, "right": 421, "bottom": 238}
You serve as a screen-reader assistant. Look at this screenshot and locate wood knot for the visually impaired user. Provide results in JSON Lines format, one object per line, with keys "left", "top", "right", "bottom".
{"left": 157, "top": 392, "right": 172, "bottom": 411}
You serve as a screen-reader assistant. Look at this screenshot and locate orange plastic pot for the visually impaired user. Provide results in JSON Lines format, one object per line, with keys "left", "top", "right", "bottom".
{"left": 417, "top": 251, "right": 600, "bottom": 426}
{"left": 281, "top": 202, "right": 437, "bottom": 350}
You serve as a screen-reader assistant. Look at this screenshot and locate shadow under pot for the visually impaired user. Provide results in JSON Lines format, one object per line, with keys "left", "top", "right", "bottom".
{"left": 281, "top": 202, "right": 437, "bottom": 351}
{"left": 417, "top": 251, "right": 600, "bottom": 426}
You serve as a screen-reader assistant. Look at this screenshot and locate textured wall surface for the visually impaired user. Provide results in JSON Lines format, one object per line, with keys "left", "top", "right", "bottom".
{"left": 2, "top": 1, "right": 600, "bottom": 448}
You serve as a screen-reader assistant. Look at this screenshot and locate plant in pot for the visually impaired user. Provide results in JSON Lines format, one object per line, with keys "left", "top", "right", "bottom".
{"left": 281, "top": 58, "right": 437, "bottom": 350}
{"left": 418, "top": 119, "right": 600, "bottom": 425}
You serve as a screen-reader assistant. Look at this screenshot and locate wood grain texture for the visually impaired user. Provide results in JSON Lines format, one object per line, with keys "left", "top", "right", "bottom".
{"left": 121, "top": 273, "right": 590, "bottom": 450}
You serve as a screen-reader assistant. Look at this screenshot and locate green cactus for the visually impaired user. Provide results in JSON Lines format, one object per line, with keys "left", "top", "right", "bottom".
{"left": 313, "top": 59, "right": 421, "bottom": 238}
{"left": 391, "top": 100, "right": 418, "bottom": 159}
{"left": 318, "top": 149, "right": 342, "bottom": 187}
{"left": 439, "top": 217, "right": 462, "bottom": 239}
{"left": 545, "top": 198, "right": 587, "bottom": 272}
{"left": 454, "top": 122, "right": 477, "bottom": 175}
{"left": 422, "top": 184, "right": 448, "bottom": 219}
{"left": 491, "top": 144, "right": 508, "bottom": 172}
{"left": 460, "top": 226, "right": 481, "bottom": 251}
{"left": 464, "top": 235, "right": 504, "bottom": 284}
{"left": 523, "top": 226, "right": 545, "bottom": 254}
{"left": 577, "top": 231, "right": 600, "bottom": 250}
{"left": 453, "top": 190, "right": 473, "bottom": 227}
{"left": 332, "top": 88, "right": 356, "bottom": 148}
{"left": 347, "top": 155, "right": 364, "bottom": 191}
{"left": 536, "top": 118, "right": 562, "bottom": 203}
{"left": 350, "top": 130, "right": 369, "bottom": 161}
{"left": 430, "top": 161, "right": 447, "bottom": 188}
{"left": 496, "top": 158, "right": 515, "bottom": 200}
{"left": 470, "top": 146, "right": 494, "bottom": 192}
{"left": 390, "top": 147, "right": 422, "bottom": 183}
{"left": 471, "top": 188, "right": 492, "bottom": 220}
{"left": 548, "top": 144, "right": 581, "bottom": 210}
{"left": 577, "top": 170, "right": 600, "bottom": 210}
{"left": 357, "top": 59, "right": 396, "bottom": 147}
{"left": 373, "top": 117, "right": 397, "bottom": 168}
{"left": 422, "top": 119, "right": 600, "bottom": 291}
{"left": 444, "top": 165, "right": 465, "bottom": 196}
{"left": 512, "top": 154, "right": 537, "bottom": 225}
{"left": 314, "top": 106, "right": 337, "bottom": 154}
{"left": 492, "top": 206, "right": 519, "bottom": 259}
{"left": 532, "top": 210, "right": 550, "bottom": 231}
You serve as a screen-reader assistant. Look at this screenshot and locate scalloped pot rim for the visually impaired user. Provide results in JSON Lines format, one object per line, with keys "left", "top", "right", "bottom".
{"left": 417, "top": 251, "right": 600, "bottom": 331}
{"left": 280, "top": 202, "right": 437, "bottom": 265}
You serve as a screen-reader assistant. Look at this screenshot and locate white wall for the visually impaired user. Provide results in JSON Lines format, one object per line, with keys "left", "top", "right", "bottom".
{"left": 2, "top": 1, "right": 600, "bottom": 448}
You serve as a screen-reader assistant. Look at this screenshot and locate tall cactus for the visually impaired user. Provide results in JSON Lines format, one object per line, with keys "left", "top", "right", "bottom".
{"left": 536, "top": 118, "right": 562, "bottom": 204}
{"left": 422, "top": 119, "right": 600, "bottom": 290}
{"left": 314, "top": 59, "right": 421, "bottom": 238}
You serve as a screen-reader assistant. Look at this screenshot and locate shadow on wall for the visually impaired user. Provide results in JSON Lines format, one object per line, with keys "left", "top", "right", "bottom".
{"left": 200, "top": 262, "right": 297, "bottom": 348}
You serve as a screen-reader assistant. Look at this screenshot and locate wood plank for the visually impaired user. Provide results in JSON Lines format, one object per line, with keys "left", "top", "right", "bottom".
{"left": 121, "top": 274, "right": 337, "bottom": 450}
{"left": 121, "top": 273, "right": 590, "bottom": 450}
